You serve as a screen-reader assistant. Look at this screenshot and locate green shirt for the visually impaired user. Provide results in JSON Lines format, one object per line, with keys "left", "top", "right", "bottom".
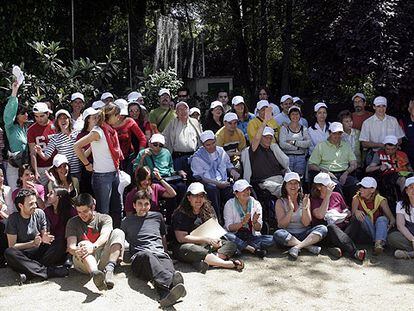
{"left": 149, "top": 107, "right": 176, "bottom": 132}
{"left": 133, "top": 148, "right": 175, "bottom": 177}
{"left": 309, "top": 140, "right": 356, "bottom": 172}
{"left": 3, "top": 96, "right": 28, "bottom": 152}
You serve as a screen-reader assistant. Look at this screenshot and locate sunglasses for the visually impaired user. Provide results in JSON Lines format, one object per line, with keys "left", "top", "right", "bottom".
{"left": 152, "top": 143, "right": 164, "bottom": 148}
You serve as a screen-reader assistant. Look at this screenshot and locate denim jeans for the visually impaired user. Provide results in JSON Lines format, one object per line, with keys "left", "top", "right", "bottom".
{"left": 361, "top": 215, "right": 388, "bottom": 242}
{"left": 92, "top": 171, "right": 122, "bottom": 228}
{"left": 288, "top": 155, "right": 306, "bottom": 176}
{"left": 224, "top": 232, "right": 276, "bottom": 252}
{"left": 273, "top": 225, "right": 328, "bottom": 246}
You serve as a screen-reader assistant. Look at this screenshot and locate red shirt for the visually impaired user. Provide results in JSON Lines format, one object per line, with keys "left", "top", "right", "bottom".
{"left": 310, "top": 192, "right": 348, "bottom": 228}
{"left": 27, "top": 121, "right": 56, "bottom": 167}
{"left": 352, "top": 111, "right": 373, "bottom": 131}
{"left": 114, "top": 118, "right": 147, "bottom": 157}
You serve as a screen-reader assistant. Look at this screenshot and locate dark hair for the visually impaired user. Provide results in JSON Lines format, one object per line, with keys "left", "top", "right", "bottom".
{"left": 54, "top": 112, "right": 73, "bottom": 133}
{"left": 17, "top": 164, "right": 35, "bottom": 188}
{"left": 310, "top": 183, "right": 323, "bottom": 199}
{"left": 337, "top": 110, "right": 352, "bottom": 123}
{"left": 280, "top": 181, "right": 303, "bottom": 204}
{"left": 257, "top": 86, "right": 271, "bottom": 99}
{"left": 204, "top": 106, "right": 224, "bottom": 128}
{"left": 48, "top": 162, "right": 73, "bottom": 189}
{"left": 14, "top": 188, "right": 36, "bottom": 211}
{"left": 15, "top": 104, "right": 29, "bottom": 125}
{"left": 133, "top": 189, "right": 151, "bottom": 204}
{"left": 81, "top": 114, "right": 95, "bottom": 133}
{"left": 401, "top": 189, "right": 412, "bottom": 216}
{"left": 53, "top": 188, "right": 74, "bottom": 226}
{"left": 128, "top": 102, "right": 145, "bottom": 125}
{"left": 73, "top": 193, "right": 94, "bottom": 208}
{"left": 216, "top": 89, "right": 228, "bottom": 97}
{"left": 230, "top": 101, "right": 251, "bottom": 121}
{"left": 173, "top": 192, "right": 216, "bottom": 223}
{"left": 288, "top": 106, "right": 301, "bottom": 118}
{"left": 134, "top": 166, "right": 152, "bottom": 189}
{"left": 177, "top": 87, "right": 190, "bottom": 96}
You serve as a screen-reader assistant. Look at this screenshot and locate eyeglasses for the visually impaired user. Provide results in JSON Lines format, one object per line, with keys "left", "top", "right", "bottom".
{"left": 152, "top": 143, "right": 164, "bottom": 148}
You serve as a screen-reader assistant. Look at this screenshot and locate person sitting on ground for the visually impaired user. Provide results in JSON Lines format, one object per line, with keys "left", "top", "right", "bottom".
{"left": 4, "top": 189, "right": 68, "bottom": 284}
{"left": 351, "top": 93, "right": 373, "bottom": 131}
{"left": 121, "top": 190, "right": 186, "bottom": 307}
{"left": 12, "top": 164, "right": 45, "bottom": 209}
{"left": 216, "top": 112, "right": 247, "bottom": 169}
{"left": 46, "top": 154, "right": 79, "bottom": 198}
{"left": 149, "top": 89, "right": 176, "bottom": 133}
{"left": 231, "top": 96, "right": 255, "bottom": 144}
{"left": 203, "top": 101, "right": 224, "bottom": 133}
{"left": 66, "top": 193, "right": 125, "bottom": 291}
{"left": 351, "top": 177, "right": 395, "bottom": 255}
{"left": 310, "top": 173, "right": 366, "bottom": 261}
{"left": 0, "top": 168, "right": 13, "bottom": 267}
{"left": 308, "top": 102, "right": 329, "bottom": 154}
{"left": 388, "top": 177, "right": 414, "bottom": 259}
{"left": 190, "top": 130, "right": 239, "bottom": 220}
{"left": 247, "top": 100, "right": 280, "bottom": 143}
{"left": 223, "top": 179, "right": 276, "bottom": 258}
{"left": 124, "top": 166, "right": 176, "bottom": 216}
{"left": 338, "top": 110, "right": 362, "bottom": 168}
{"left": 273, "top": 172, "right": 328, "bottom": 260}
{"left": 171, "top": 182, "right": 242, "bottom": 272}
{"left": 278, "top": 105, "right": 311, "bottom": 177}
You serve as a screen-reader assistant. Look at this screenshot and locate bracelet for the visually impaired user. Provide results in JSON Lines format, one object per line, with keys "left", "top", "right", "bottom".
{"left": 84, "top": 162, "right": 91, "bottom": 167}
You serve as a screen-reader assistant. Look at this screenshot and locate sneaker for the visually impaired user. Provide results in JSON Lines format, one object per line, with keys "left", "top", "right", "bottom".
{"left": 47, "top": 266, "right": 69, "bottom": 279}
{"left": 374, "top": 241, "right": 384, "bottom": 255}
{"left": 254, "top": 249, "right": 268, "bottom": 259}
{"left": 92, "top": 270, "right": 107, "bottom": 291}
{"left": 394, "top": 249, "right": 414, "bottom": 259}
{"left": 288, "top": 247, "right": 300, "bottom": 260}
{"left": 192, "top": 261, "right": 209, "bottom": 274}
{"left": 305, "top": 246, "right": 321, "bottom": 255}
{"left": 327, "top": 247, "right": 343, "bottom": 259}
{"left": 19, "top": 273, "right": 27, "bottom": 286}
{"left": 159, "top": 284, "right": 187, "bottom": 307}
{"left": 172, "top": 271, "right": 184, "bottom": 287}
{"left": 354, "top": 249, "right": 366, "bottom": 261}
{"left": 105, "top": 270, "right": 114, "bottom": 290}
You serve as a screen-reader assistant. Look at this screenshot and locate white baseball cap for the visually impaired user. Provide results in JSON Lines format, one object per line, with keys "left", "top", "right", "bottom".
{"left": 82, "top": 107, "right": 99, "bottom": 120}
{"left": 149, "top": 133, "right": 165, "bottom": 145}
{"left": 262, "top": 127, "right": 274, "bottom": 137}
{"left": 280, "top": 95, "right": 293, "bottom": 103}
{"left": 189, "top": 107, "right": 201, "bottom": 115}
{"left": 233, "top": 179, "right": 252, "bottom": 192}
{"left": 404, "top": 176, "right": 414, "bottom": 188}
{"left": 314, "top": 172, "right": 336, "bottom": 186}
{"left": 256, "top": 100, "right": 269, "bottom": 111}
{"left": 210, "top": 101, "right": 223, "bottom": 110}
{"left": 224, "top": 112, "right": 238, "bottom": 123}
{"left": 127, "top": 91, "right": 143, "bottom": 102}
{"left": 101, "top": 92, "right": 113, "bottom": 101}
{"left": 383, "top": 135, "right": 398, "bottom": 145}
{"left": 358, "top": 177, "right": 377, "bottom": 189}
{"left": 53, "top": 154, "right": 68, "bottom": 168}
{"left": 200, "top": 130, "right": 215, "bottom": 143}
{"left": 329, "top": 122, "right": 344, "bottom": 133}
{"left": 175, "top": 101, "right": 189, "bottom": 110}
{"left": 187, "top": 182, "right": 207, "bottom": 195}
{"left": 55, "top": 109, "right": 71, "bottom": 119}
{"left": 373, "top": 96, "right": 387, "bottom": 106}
{"left": 314, "top": 102, "right": 328, "bottom": 112}
{"left": 114, "top": 98, "right": 129, "bottom": 116}
{"left": 293, "top": 97, "right": 302, "bottom": 104}
{"left": 33, "top": 102, "right": 52, "bottom": 114}
{"left": 71, "top": 92, "right": 85, "bottom": 102}
{"left": 284, "top": 172, "right": 300, "bottom": 183}
{"left": 352, "top": 93, "right": 366, "bottom": 101}
{"left": 232, "top": 96, "right": 244, "bottom": 106}
{"left": 288, "top": 105, "right": 301, "bottom": 115}
{"left": 158, "top": 88, "right": 170, "bottom": 96}
{"left": 92, "top": 100, "right": 105, "bottom": 110}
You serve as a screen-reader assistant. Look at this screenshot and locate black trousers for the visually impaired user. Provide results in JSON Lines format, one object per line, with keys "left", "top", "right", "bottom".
{"left": 0, "top": 221, "right": 8, "bottom": 262}
{"left": 324, "top": 224, "right": 357, "bottom": 256}
{"left": 4, "top": 238, "right": 66, "bottom": 279}
{"left": 131, "top": 250, "right": 175, "bottom": 290}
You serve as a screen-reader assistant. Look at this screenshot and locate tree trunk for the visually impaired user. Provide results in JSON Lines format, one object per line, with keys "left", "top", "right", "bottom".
{"left": 281, "top": 0, "right": 293, "bottom": 94}
{"left": 259, "top": 0, "right": 269, "bottom": 87}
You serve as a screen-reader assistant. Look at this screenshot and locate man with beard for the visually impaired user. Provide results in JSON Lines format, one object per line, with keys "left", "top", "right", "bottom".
{"left": 149, "top": 89, "right": 176, "bottom": 132}
{"left": 351, "top": 93, "right": 373, "bottom": 131}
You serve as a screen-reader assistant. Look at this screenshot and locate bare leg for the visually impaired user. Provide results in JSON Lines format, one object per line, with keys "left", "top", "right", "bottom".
{"left": 286, "top": 236, "right": 301, "bottom": 247}
{"left": 204, "top": 253, "right": 235, "bottom": 269}
{"left": 294, "top": 233, "right": 321, "bottom": 250}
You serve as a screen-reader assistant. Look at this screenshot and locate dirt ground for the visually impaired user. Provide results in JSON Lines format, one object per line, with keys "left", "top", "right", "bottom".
{"left": 1, "top": 246, "right": 413, "bottom": 311}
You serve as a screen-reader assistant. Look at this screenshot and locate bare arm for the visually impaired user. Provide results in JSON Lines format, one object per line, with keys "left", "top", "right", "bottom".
{"left": 275, "top": 199, "right": 292, "bottom": 228}
{"left": 361, "top": 141, "right": 384, "bottom": 149}
{"left": 74, "top": 131, "right": 100, "bottom": 166}
{"left": 7, "top": 233, "right": 40, "bottom": 250}
{"left": 396, "top": 213, "right": 414, "bottom": 243}
{"left": 174, "top": 230, "right": 210, "bottom": 245}
{"left": 380, "top": 199, "right": 396, "bottom": 227}
{"left": 301, "top": 195, "right": 312, "bottom": 226}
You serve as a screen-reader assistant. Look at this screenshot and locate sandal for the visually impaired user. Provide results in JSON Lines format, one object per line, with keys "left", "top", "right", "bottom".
{"left": 394, "top": 249, "right": 414, "bottom": 259}
{"left": 231, "top": 259, "right": 244, "bottom": 271}
{"left": 354, "top": 249, "right": 366, "bottom": 261}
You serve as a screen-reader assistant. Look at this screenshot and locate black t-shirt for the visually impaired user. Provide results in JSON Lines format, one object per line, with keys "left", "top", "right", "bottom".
{"left": 121, "top": 211, "right": 167, "bottom": 257}
{"left": 6, "top": 209, "right": 47, "bottom": 243}
{"left": 172, "top": 210, "right": 203, "bottom": 234}
{"left": 249, "top": 145, "right": 283, "bottom": 183}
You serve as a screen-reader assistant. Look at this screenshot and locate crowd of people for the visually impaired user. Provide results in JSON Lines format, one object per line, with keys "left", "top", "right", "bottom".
{"left": 1, "top": 81, "right": 414, "bottom": 307}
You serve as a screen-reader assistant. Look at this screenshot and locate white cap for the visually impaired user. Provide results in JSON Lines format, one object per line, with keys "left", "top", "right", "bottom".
{"left": 149, "top": 133, "right": 165, "bottom": 145}
{"left": 256, "top": 100, "right": 269, "bottom": 111}
{"left": 175, "top": 101, "right": 189, "bottom": 110}
{"left": 383, "top": 135, "right": 398, "bottom": 145}
{"left": 33, "top": 102, "right": 52, "bottom": 114}
{"left": 314, "top": 172, "right": 336, "bottom": 186}
{"left": 53, "top": 154, "right": 68, "bottom": 168}
{"left": 55, "top": 109, "right": 71, "bottom": 119}
{"left": 280, "top": 95, "right": 293, "bottom": 103}
{"left": 114, "top": 98, "right": 128, "bottom": 116}
{"left": 262, "top": 127, "right": 274, "bottom": 137}
{"left": 210, "top": 101, "right": 223, "bottom": 110}
{"left": 232, "top": 96, "right": 244, "bottom": 106}
{"left": 189, "top": 107, "right": 201, "bottom": 115}
{"left": 329, "top": 122, "right": 344, "bottom": 133}
{"left": 200, "top": 130, "right": 215, "bottom": 143}
{"left": 352, "top": 93, "right": 366, "bottom": 101}
{"left": 158, "top": 88, "right": 170, "bottom": 96}
{"left": 140, "top": 104, "right": 147, "bottom": 111}
{"left": 292, "top": 97, "right": 302, "bottom": 104}
{"left": 82, "top": 107, "right": 99, "bottom": 120}
{"left": 288, "top": 105, "right": 301, "bottom": 114}
{"left": 92, "top": 100, "right": 105, "bottom": 110}
{"left": 233, "top": 179, "right": 252, "bottom": 192}
{"left": 101, "top": 92, "right": 113, "bottom": 101}
{"left": 404, "top": 176, "right": 414, "bottom": 188}
{"left": 71, "top": 92, "right": 85, "bottom": 102}
{"left": 373, "top": 96, "right": 387, "bottom": 106}
{"left": 224, "top": 112, "right": 238, "bottom": 123}
{"left": 314, "top": 102, "right": 328, "bottom": 112}
{"left": 127, "top": 91, "right": 143, "bottom": 102}
{"left": 358, "top": 177, "right": 377, "bottom": 189}
{"left": 187, "top": 182, "right": 207, "bottom": 195}
{"left": 284, "top": 172, "right": 300, "bottom": 183}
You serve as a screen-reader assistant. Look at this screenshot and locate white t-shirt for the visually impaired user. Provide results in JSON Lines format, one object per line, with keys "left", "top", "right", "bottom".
{"left": 396, "top": 201, "right": 414, "bottom": 223}
{"left": 90, "top": 126, "right": 116, "bottom": 173}
{"left": 223, "top": 197, "right": 263, "bottom": 235}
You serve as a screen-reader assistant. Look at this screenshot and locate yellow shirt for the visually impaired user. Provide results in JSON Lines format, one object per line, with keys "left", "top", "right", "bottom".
{"left": 216, "top": 126, "right": 247, "bottom": 152}
{"left": 247, "top": 117, "right": 280, "bottom": 143}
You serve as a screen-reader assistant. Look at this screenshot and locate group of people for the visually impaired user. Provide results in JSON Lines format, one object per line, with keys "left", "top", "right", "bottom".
{"left": 1, "top": 81, "right": 414, "bottom": 307}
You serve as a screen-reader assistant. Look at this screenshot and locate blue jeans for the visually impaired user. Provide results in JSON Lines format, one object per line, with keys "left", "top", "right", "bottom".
{"left": 92, "top": 171, "right": 122, "bottom": 228}
{"left": 224, "top": 232, "right": 276, "bottom": 252}
{"left": 361, "top": 215, "right": 388, "bottom": 242}
{"left": 273, "top": 225, "right": 328, "bottom": 246}
{"left": 288, "top": 155, "right": 306, "bottom": 176}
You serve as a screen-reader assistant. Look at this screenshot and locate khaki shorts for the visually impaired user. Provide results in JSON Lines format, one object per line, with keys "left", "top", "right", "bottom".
{"left": 74, "top": 228, "right": 125, "bottom": 274}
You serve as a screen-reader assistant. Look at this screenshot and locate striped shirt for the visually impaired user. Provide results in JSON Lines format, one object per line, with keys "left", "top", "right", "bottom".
{"left": 44, "top": 131, "right": 81, "bottom": 174}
